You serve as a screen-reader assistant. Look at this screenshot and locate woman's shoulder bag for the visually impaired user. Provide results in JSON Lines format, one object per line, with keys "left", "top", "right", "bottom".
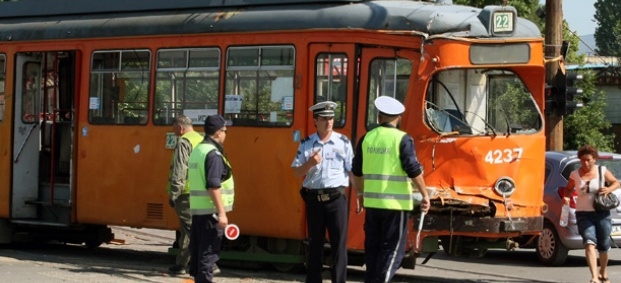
{"left": 593, "top": 165, "right": 620, "bottom": 211}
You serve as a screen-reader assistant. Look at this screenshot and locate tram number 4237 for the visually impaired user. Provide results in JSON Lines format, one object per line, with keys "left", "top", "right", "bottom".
{"left": 485, "top": 148, "right": 523, "bottom": 164}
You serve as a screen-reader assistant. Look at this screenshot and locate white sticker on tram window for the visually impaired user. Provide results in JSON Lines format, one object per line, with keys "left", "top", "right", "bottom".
{"left": 484, "top": 148, "right": 523, "bottom": 164}
{"left": 225, "top": 95, "right": 243, "bottom": 114}
{"left": 89, "top": 97, "right": 100, "bottom": 110}
{"left": 134, "top": 144, "right": 140, "bottom": 154}
{"left": 281, "top": 96, "right": 293, "bottom": 110}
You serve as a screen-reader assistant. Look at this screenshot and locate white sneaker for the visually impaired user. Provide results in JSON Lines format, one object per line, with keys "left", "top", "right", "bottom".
{"left": 212, "top": 264, "right": 221, "bottom": 275}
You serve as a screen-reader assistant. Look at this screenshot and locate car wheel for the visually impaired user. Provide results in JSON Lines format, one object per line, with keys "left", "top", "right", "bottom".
{"left": 536, "top": 222, "right": 568, "bottom": 266}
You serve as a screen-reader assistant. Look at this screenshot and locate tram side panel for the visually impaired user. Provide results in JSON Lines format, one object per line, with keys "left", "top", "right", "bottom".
{"left": 72, "top": 110, "right": 309, "bottom": 240}
{"left": 74, "top": 124, "right": 177, "bottom": 229}
{"left": 70, "top": 38, "right": 310, "bottom": 241}
{"left": 226, "top": 128, "right": 307, "bottom": 240}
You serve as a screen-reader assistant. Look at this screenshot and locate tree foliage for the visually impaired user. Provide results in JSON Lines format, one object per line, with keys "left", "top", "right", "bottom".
{"left": 563, "top": 71, "right": 615, "bottom": 151}
{"left": 563, "top": 1, "right": 615, "bottom": 151}
{"left": 594, "top": 0, "right": 621, "bottom": 56}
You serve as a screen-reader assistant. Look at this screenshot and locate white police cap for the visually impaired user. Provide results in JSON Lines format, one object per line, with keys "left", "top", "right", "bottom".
{"left": 375, "top": 96, "right": 405, "bottom": 115}
{"left": 309, "top": 101, "right": 337, "bottom": 117}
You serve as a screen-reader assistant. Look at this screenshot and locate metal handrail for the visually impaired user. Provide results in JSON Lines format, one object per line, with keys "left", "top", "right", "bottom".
{"left": 13, "top": 123, "right": 37, "bottom": 163}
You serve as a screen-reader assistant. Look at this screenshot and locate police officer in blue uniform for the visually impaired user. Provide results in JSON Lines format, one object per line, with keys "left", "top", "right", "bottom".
{"left": 352, "top": 96, "right": 430, "bottom": 283}
{"left": 291, "top": 101, "right": 358, "bottom": 283}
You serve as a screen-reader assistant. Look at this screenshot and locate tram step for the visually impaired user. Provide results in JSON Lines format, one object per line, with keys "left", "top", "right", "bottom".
{"left": 11, "top": 218, "right": 71, "bottom": 227}
{"left": 25, "top": 199, "right": 71, "bottom": 208}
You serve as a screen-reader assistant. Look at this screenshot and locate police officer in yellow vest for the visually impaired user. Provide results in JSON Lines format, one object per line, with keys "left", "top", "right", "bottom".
{"left": 352, "top": 96, "right": 430, "bottom": 283}
{"left": 187, "top": 115, "right": 234, "bottom": 283}
{"left": 167, "top": 115, "right": 204, "bottom": 275}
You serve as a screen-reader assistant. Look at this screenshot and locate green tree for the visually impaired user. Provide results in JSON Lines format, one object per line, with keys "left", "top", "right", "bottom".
{"left": 563, "top": 71, "right": 615, "bottom": 151}
{"left": 594, "top": 0, "right": 621, "bottom": 56}
{"left": 562, "top": 4, "right": 614, "bottom": 151}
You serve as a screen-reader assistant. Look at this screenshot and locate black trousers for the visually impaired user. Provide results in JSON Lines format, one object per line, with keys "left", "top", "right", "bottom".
{"left": 189, "top": 214, "right": 223, "bottom": 283}
{"left": 364, "top": 208, "right": 408, "bottom": 283}
{"left": 305, "top": 193, "right": 348, "bottom": 283}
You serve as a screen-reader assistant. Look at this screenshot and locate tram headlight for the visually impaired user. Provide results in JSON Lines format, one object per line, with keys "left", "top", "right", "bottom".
{"left": 494, "top": 177, "right": 516, "bottom": 197}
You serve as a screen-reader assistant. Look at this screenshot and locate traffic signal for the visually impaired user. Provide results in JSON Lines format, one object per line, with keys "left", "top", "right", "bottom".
{"left": 556, "top": 71, "right": 584, "bottom": 116}
{"left": 544, "top": 84, "right": 558, "bottom": 116}
{"left": 564, "top": 72, "right": 584, "bottom": 115}
{"left": 554, "top": 40, "right": 583, "bottom": 116}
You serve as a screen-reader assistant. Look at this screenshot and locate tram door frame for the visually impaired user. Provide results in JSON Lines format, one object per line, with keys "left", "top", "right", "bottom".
{"left": 12, "top": 54, "right": 43, "bottom": 219}
{"left": 12, "top": 51, "right": 77, "bottom": 223}
{"left": 354, "top": 47, "right": 421, "bottom": 140}
{"left": 350, "top": 46, "right": 422, "bottom": 248}
{"left": 307, "top": 43, "right": 367, "bottom": 250}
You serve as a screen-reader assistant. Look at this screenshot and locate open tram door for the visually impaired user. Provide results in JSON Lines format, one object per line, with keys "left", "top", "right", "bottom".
{"left": 306, "top": 43, "right": 369, "bottom": 264}
{"left": 11, "top": 52, "right": 77, "bottom": 230}
{"left": 354, "top": 46, "right": 433, "bottom": 268}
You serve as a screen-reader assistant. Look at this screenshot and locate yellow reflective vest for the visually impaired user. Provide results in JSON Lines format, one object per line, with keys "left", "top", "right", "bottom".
{"left": 167, "top": 131, "right": 204, "bottom": 195}
{"left": 362, "top": 126, "right": 413, "bottom": 210}
{"left": 188, "top": 143, "right": 235, "bottom": 215}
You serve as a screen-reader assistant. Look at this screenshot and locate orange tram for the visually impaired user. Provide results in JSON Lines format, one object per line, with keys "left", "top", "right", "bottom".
{"left": 0, "top": 0, "right": 545, "bottom": 270}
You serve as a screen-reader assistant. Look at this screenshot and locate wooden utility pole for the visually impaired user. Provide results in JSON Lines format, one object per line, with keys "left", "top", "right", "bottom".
{"left": 545, "top": 0, "right": 563, "bottom": 151}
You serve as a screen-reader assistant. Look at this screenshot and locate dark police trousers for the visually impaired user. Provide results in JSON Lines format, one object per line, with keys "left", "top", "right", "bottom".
{"left": 364, "top": 208, "right": 408, "bottom": 283}
{"left": 189, "top": 214, "right": 223, "bottom": 283}
{"left": 305, "top": 188, "right": 348, "bottom": 283}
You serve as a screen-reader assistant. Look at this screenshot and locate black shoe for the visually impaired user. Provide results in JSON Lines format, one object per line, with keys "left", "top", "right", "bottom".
{"left": 168, "top": 265, "right": 186, "bottom": 275}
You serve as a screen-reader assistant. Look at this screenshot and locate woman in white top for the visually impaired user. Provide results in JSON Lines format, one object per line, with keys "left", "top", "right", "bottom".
{"left": 564, "top": 145, "right": 620, "bottom": 283}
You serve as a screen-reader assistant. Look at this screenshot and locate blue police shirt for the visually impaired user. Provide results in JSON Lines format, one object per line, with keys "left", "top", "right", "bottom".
{"left": 291, "top": 131, "right": 354, "bottom": 189}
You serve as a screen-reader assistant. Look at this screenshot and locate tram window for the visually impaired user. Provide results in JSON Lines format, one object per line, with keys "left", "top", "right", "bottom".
{"left": 89, "top": 50, "right": 151, "bottom": 125}
{"left": 0, "top": 54, "right": 5, "bottom": 122}
{"left": 225, "top": 46, "right": 295, "bottom": 127}
{"left": 315, "top": 53, "right": 348, "bottom": 128}
{"left": 21, "top": 62, "right": 41, "bottom": 124}
{"left": 154, "top": 48, "right": 221, "bottom": 125}
{"left": 366, "top": 58, "right": 411, "bottom": 129}
{"left": 424, "top": 69, "right": 542, "bottom": 136}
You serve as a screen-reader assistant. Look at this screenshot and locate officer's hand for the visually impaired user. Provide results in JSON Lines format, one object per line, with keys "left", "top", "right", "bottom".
{"left": 420, "top": 198, "right": 430, "bottom": 213}
{"left": 168, "top": 198, "right": 175, "bottom": 208}
{"left": 217, "top": 214, "right": 228, "bottom": 229}
{"left": 355, "top": 197, "right": 363, "bottom": 214}
{"left": 308, "top": 149, "right": 322, "bottom": 166}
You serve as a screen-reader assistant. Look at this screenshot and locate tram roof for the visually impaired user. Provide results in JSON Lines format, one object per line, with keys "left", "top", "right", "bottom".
{"left": 0, "top": 0, "right": 542, "bottom": 42}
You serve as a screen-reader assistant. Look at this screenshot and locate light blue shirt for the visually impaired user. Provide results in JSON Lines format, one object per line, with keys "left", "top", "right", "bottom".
{"left": 291, "top": 131, "right": 354, "bottom": 189}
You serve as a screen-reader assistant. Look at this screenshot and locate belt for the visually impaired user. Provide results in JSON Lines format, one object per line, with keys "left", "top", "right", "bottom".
{"left": 303, "top": 187, "right": 345, "bottom": 202}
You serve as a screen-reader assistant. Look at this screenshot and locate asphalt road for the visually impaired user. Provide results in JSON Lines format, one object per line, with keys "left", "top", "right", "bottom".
{"left": 0, "top": 226, "right": 619, "bottom": 282}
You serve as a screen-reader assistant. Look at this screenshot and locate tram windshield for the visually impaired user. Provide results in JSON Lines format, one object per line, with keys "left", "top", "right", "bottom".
{"left": 424, "top": 68, "right": 542, "bottom": 136}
